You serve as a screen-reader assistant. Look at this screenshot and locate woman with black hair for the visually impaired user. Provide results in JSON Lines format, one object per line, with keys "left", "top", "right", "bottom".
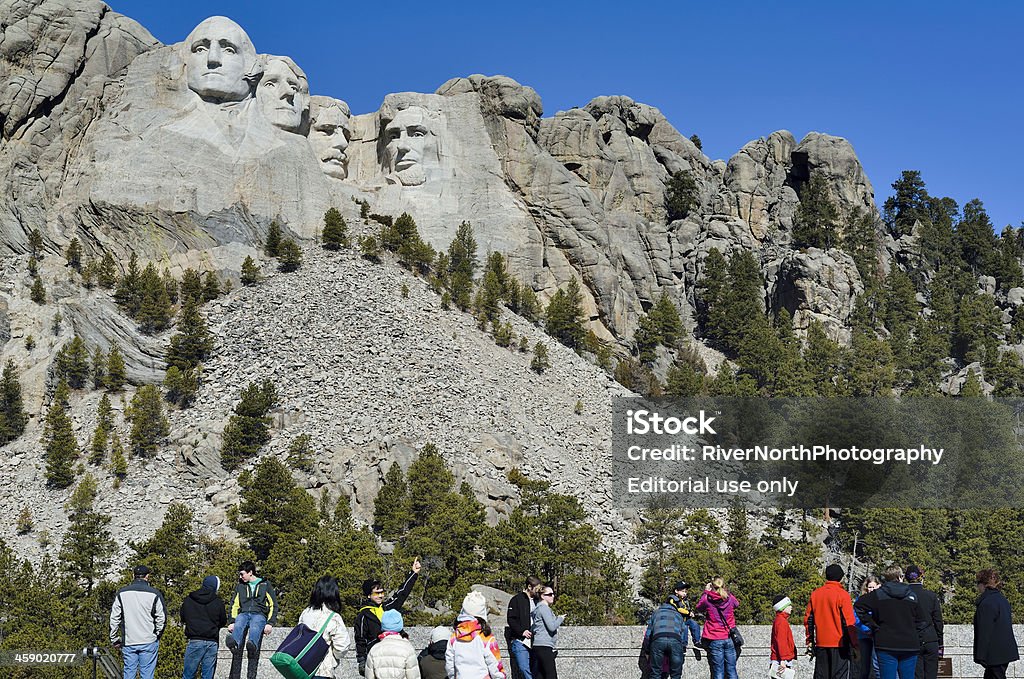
{"left": 297, "top": 575, "right": 352, "bottom": 679}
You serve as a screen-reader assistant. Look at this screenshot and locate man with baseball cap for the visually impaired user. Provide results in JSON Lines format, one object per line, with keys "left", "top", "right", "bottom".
{"left": 905, "top": 565, "right": 943, "bottom": 679}
{"left": 110, "top": 565, "right": 166, "bottom": 679}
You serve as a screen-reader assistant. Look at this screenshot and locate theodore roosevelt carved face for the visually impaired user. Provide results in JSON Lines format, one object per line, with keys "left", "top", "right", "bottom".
{"left": 383, "top": 106, "right": 440, "bottom": 186}
{"left": 184, "top": 16, "right": 259, "bottom": 103}
{"left": 309, "top": 96, "right": 351, "bottom": 179}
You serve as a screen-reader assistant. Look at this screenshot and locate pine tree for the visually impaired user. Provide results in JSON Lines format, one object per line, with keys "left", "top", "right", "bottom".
{"left": 634, "top": 314, "right": 660, "bottom": 366}
{"left": 407, "top": 443, "right": 455, "bottom": 526}
{"left": 665, "top": 346, "right": 706, "bottom": 397}
{"left": 97, "top": 251, "right": 118, "bottom": 288}
{"left": 689, "top": 134, "right": 703, "bottom": 151}
{"left": 373, "top": 462, "right": 411, "bottom": 539}
{"left": 321, "top": 207, "right": 349, "bottom": 249}
{"left": 109, "top": 432, "right": 128, "bottom": 486}
{"left": 91, "top": 346, "right": 106, "bottom": 389}
{"left": 43, "top": 381, "right": 79, "bottom": 489}
{"left": 698, "top": 248, "right": 728, "bottom": 343}
{"left": 649, "top": 293, "right": 683, "bottom": 347}
{"left": 162, "top": 268, "right": 179, "bottom": 305}
{"left": 883, "top": 170, "right": 930, "bottom": 237}
{"left": 286, "top": 434, "right": 315, "bottom": 473}
{"left": 163, "top": 366, "right": 201, "bottom": 408}
{"left": 137, "top": 263, "right": 173, "bottom": 333}
{"left": 474, "top": 269, "right": 504, "bottom": 327}
{"left": 0, "top": 360, "right": 29, "bottom": 444}
{"left": 65, "top": 238, "right": 83, "bottom": 271}
{"left": 792, "top": 174, "right": 839, "bottom": 249}
{"left": 59, "top": 473, "right": 114, "bottom": 594}
{"left": 28, "top": 227, "right": 43, "bottom": 256}
{"left": 221, "top": 380, "right": 278, "bottom": 470}
{"left": 166, "top": 300, "right": 213, "bottom": 371}
{"left": 665, "top": 170, "right": 698, "bottom": 221}
{"left": 202, "top": 272, "right": 221, "bottom": 302}
{"left": 56, "top": 336, "right": 91, "bottom": 389}
{"left": 126, "top": 385, "right": 169, "bottom": 457}
{"left": 277, "top": 238, "right": 302, "bottom": 272}
{"left": 16, "top": 506, "right": 33, "bottom": 534}
{"left": 960, "top": 369, "right": 984, "bottom": 397}
{"left": 234, "top": 457, "right": 318, "bottom": 560}
{"left": 89, "top": 394, "right": 114, "bottom": 464}
{"left": 531, "top": 342, "right": 550, "bottom": 373}
{"left": 843, "top": 208, "right": 882, "bottom": 284}
{"left": 105, "top": 344, "right": 127, "bottom": 391}
{"left": 359, "top": 235, "right": 382, "bottom": 262}
{"left": 957, "top": 199, "right": 998, "bottom": 276}
{"left": 804, "top": 321, "right": 841, "bottom": 397}
{"left": 180, "top": 268, "right": 203, "bottom": 304}
{"left": 114, "top": 253, "right": 142, "bottom": 315}
{"left": 30, "top": 276, "right": 45, "bottom": 305}
{"left": 265, "top": 220, "right": 283, "bottom": 257}
{"left": 241, "top": 256, "right": 260, "bottom": 286}
{"left": 545, "top": 278, "right": 586, "bottom": 350}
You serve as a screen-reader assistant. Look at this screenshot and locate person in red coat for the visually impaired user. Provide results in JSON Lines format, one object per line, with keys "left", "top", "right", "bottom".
{"left": 772, "top": 596, "right": 797, "bottom": 678}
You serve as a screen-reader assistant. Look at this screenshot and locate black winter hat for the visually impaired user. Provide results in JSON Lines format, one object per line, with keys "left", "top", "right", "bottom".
{"left": 824, "top": 564, "right": 844, "bottom": 581}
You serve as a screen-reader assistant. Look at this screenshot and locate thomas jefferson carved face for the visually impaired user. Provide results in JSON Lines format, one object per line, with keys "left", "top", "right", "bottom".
{"left": 383, "top": 106, "right": 439, "bottom": 186}
{"left": 256, "top": 57, "right": 309, "bottom": 133}
{"left": 309, "top": 97, "right": 351, "bottom": 180}
{"left": 184, "top": 17, "right": 258, "bottom": 103}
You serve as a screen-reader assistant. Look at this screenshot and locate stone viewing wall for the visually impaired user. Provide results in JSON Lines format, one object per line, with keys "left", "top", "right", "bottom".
{"left": 209, "top": 625, "right": 1024, "bottom": 678}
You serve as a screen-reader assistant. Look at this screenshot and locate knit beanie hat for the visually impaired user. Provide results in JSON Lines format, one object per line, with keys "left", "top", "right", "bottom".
{"left": 825, "top": 564, "right": 844, "bottom": 582}
{"left": 773, "top": 595, "right": 792, "bottom": 611}
{"left": 202, "top": 575, "right": 220, "bottom": 592}
{"left": 430, "top": 625, "right": 451, "bottom": 644}
{"left": 381, "top": 609, "right": 404, "bottom": 632}
{"left": 460, "top": 591, "right": 488, "bottom": 619}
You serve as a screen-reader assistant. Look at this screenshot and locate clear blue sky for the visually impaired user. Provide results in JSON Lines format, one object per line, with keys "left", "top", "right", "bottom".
{"left": 108, "top": 0, "right": 1023, "bottom": 230}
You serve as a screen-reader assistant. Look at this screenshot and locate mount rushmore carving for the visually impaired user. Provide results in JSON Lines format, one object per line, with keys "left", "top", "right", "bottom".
{"left": 0, "top": 2, "right": 883, "bottom": 345}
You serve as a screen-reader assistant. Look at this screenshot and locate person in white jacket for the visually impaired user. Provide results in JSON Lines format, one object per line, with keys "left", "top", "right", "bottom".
{"left": 365, "top": 610, "right": 420, "bottom": 679}
{"left": 297, "top": 576, "right": 352, "bottom": 679}
{"left": 446, "top": 591, "right": 505, "bottom": 679}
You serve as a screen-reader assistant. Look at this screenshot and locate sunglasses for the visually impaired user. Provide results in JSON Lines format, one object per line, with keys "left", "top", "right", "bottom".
{"left": 371, "top": 590, "right": 385, "bottom": 595}
{"left": 542, "top": 591, "right": 554, "bottom": 597}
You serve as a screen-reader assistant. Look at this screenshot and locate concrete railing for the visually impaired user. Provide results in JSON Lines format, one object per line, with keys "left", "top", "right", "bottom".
{"left": 207, "top": 625, "right": 1024, "bottom": 679}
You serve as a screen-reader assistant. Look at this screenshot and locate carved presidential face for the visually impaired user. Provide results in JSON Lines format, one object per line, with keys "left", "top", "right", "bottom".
{"left": 383, "top": 106, "right": 439, "bottom": 186}
{"left": 184, "top": 17, "right": 258, "bottom": 103}
{"left": 309, "top": 98, "right": 351, "bottom": 180}
{"left": 257, "top": 58, "right": 309, "bottom": 133}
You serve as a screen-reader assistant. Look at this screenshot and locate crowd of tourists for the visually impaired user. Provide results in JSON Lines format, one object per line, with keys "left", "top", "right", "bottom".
{"left": 107, "top": 560, "right": 1018, "bottom": 679}
{"left": 637, "top": 564, "right": 1020, "bottom": 679}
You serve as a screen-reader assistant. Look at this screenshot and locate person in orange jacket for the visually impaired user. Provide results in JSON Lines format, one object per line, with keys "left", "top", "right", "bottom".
{"left": 771, "top": 595, "right": 797, "bottom": 678}
{"left": 806, "top": 564, "right": 860, "bottom": 679}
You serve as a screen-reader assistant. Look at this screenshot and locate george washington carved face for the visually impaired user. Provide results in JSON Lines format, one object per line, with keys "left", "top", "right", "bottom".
{"left": 184, "top": 16, "right": 259, "bottom": 103}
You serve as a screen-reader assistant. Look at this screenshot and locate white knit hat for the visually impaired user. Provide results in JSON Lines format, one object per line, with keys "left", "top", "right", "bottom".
{"left": 773, "top": 596, "right": 792, "bottom": 612}
{"left": 461, "top": 591, "right": 488, "bottom": 619}
{"left": 431, "top": 625, "right": 451, "bottom": 644}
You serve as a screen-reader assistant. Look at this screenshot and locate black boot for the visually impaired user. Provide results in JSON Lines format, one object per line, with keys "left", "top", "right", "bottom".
{"left": 227, "top": 639, "right": 243, "bottom": 679}
{"left": 246, "top": 639, "right": 260, "bottom": 679}
{"left": 693, "top": 647, "right": 702, "bottom": 661}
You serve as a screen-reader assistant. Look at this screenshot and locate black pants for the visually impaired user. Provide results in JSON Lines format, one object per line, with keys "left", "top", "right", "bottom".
{"left": 983, "top": 665, "right": 1008, "bottom": 679}
{"left": 532, "top": 645, "right": 558, "bottom": 679}
{"left": 915, "top": 642, "right": 939, "bottom": 679}
{"left": 814, "top": 647, "right": 852, "bottom": 679}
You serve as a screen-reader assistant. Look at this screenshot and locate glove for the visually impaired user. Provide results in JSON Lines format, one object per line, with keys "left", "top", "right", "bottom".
{"left": 693, "top": 647, "right": 702, "bottom": 661}
{"left": 804, "top": 645, "right": 815, "bottom": 657}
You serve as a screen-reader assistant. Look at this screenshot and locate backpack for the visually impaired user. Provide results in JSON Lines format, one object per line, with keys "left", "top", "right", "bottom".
{"left": 270, "top": 612, "right": 336, "bottom": 679}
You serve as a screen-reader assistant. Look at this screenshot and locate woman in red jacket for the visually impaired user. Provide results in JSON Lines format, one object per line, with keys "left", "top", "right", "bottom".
{"left": 771, "top": 596, "right": 797, "bottom": 679}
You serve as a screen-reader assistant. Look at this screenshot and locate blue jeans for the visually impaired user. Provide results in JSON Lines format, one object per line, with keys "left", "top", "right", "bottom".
{"left": 231, "top": 612, "right": 267, "bottom": 649}
{"left": 510, "top": 638, "right": 533, "bottom": 679}
{"left": 685, "top": 619, "right": 702, "bottom": 646}
{"left": 123, "top": 641, "right": 159, "bottom": 679}
{"left": 706, "top": 638, "right": 738, "bottom": 679}
{"left": 877, "top": 651, "right": 918, "bottom": 679}
{"left": 650, "top": 637, "right": 685, "bottom": 679}
{"left": 182, "top": 639, "right": 218, "bottom": 679}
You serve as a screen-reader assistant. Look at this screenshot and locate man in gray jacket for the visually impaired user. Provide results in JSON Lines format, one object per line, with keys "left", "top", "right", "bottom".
{"left": 110, "top": 565, "right": 166, "bottom": 679}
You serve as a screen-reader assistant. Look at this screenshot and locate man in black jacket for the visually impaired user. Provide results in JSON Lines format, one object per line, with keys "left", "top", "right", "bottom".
{"left": 505, "top": 575, "right": 542, "bottom": 679}
{"left": 353, "top": 557, "right": 420, "bottom": 675}
{"left": 226, "top": 561, "right": 278, "bottom": 679}
{"left": 181, "top": 575, "right": 227, "bottom": 679}
{"left": 854, "top": 566, "right": 926, "bottom": 679}
{"left": 906, "top": 565, "right": 943, "bottom": 679}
